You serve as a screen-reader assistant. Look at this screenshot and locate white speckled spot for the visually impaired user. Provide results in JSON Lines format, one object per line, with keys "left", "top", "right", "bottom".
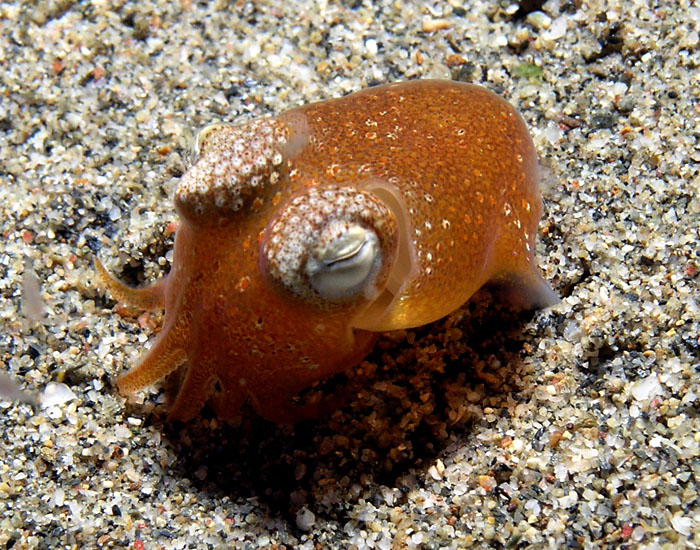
{"left": 176, "top": 118, "right": 289, "bottom": 217}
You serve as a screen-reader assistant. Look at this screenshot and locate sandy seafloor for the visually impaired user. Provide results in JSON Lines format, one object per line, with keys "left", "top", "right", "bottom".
{"left": 0, "top": 0, "right": 699, "bottom": 548}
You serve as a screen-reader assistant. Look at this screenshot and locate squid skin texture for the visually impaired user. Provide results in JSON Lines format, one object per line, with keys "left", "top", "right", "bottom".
{"left": 97, "top": 79, "right": 557, "bottom": 424}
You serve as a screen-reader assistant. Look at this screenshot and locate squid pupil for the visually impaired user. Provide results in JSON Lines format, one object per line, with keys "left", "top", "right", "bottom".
{"left": 324, "top": 239, "right": 367, "bottom": 266}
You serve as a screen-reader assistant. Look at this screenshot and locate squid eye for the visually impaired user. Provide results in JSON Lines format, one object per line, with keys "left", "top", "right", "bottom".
{"left": 262, "top": 185, "right": 399, "bottom": 308}
{"left": 305, "top": 224, "right": 380, "bottom": 300}
{"left": 190, "top": 123, "right": 229, "bottom": 164}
